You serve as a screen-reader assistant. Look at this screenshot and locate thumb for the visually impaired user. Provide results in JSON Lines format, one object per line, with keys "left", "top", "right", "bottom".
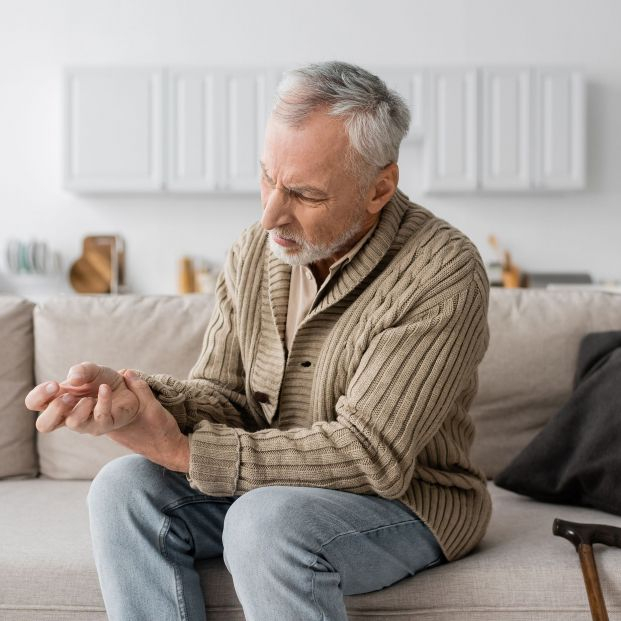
{"left": 67, "top": 361, "right": 100, "bottom": 385}
{"left": 123, "top": 370, "right": 153, "bottom": 400}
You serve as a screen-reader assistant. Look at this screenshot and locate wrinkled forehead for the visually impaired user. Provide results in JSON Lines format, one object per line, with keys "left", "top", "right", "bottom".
{"left": 262, "top": 111, "right": 350, "bottom": 183}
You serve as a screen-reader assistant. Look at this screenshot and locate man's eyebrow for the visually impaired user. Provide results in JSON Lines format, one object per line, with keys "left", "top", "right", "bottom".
{"left": 289, "top": 183, "right": 329, "bottom": 197}
{"left": 259, "top": 160, "right": 329, "bottom": 197}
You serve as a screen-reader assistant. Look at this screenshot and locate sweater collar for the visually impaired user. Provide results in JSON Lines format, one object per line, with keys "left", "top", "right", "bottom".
{"left": 266, "top": 188, "right": 411, "bottom": 348}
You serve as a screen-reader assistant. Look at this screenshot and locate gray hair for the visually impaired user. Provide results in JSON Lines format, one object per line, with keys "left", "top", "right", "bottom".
{"left": 272, "top": 61, "right": 410, "bottom": 194}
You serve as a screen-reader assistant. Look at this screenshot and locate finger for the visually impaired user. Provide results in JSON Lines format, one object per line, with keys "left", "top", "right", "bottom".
{"left": 35, "top": 393, "right": 81, "bottom": 433}
{"left": 25, "top": 381, "right": 60, "bottom": 411}
{"left": 56, "top": 383, "right": 97, "bottom": 398}
{"left": 64, "top": 397, "right": 97, "bottom": 431}
{"left": 93, "top": 384, "right": 114, "bottom": 430}
{"left": 59, "top": 364, "right": 122, "bottom": 397}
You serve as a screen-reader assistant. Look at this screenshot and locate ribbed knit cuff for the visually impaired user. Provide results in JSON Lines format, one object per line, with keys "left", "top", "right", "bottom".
{"left": 136, "top": 371, "right": 190, "bottom": 433}
{"left": 186, "top": 424, "right": 242, "bottom": 496}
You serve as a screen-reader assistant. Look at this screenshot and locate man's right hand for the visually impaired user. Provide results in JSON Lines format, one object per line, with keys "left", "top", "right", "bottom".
{"left": 25, "top": 362, "right": 140, "bottom": 434}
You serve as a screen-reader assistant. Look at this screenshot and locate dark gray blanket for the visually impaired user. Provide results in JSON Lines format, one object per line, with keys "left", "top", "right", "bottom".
{"left": 494, "top": 330, "right": 621, "bottom": 516}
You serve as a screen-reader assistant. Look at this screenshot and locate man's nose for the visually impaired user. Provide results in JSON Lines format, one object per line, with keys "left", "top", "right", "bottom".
{"left": 261, "top": 188, "right": 293, "bottom": 231}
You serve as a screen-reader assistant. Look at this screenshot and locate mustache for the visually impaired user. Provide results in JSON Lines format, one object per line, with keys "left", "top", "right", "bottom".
{"left": 269, "top": 229, "right": 305, "bottom": 244}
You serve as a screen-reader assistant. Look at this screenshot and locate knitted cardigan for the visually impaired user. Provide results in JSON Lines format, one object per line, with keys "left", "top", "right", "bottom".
{"left": 141, "top": 188, "right": 492, "bottom": 562}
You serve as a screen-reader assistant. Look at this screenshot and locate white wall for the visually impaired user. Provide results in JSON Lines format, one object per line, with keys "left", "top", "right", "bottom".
{"left": 1, "top": 0, "right": 620, "bottom": 295}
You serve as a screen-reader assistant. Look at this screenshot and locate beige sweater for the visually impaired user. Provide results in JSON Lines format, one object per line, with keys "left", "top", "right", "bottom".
{"left": 142, "top": 188, "right": 492, "bottom": 562}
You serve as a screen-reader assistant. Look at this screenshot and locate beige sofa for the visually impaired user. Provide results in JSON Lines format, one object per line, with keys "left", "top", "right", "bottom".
{"left": 1, "top": 289, "right": 621, "bottom": 621}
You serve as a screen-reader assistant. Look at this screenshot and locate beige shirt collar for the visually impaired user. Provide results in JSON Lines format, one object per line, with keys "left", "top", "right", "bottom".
{"left": 286, "top": 219, "right": 380, "bottom": 354}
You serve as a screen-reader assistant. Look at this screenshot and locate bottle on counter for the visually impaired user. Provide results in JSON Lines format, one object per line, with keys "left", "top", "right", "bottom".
{"left": 178, "top": 257, "right": 195, "bottom": 294}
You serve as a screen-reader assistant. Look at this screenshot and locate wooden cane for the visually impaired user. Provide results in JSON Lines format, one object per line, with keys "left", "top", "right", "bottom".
{"left": 553, "top": 518, "right": 621, "bottom": 621}
{"left": 577, "top": 543, "right": 609, "bottom": 621}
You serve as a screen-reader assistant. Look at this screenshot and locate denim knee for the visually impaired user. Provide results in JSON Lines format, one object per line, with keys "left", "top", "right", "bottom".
{"left": 87, "top": 453, "right": 159, "bottom": 513}
{"left": 222, "top": 487, "right": 310, "bottom": 565}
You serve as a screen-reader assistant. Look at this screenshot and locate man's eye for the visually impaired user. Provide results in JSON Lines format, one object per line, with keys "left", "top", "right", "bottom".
{"left": 293, "top": 192, "right": 323, "bottom": 203}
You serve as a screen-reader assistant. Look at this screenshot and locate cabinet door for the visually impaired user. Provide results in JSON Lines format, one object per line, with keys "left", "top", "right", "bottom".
{"left": 482, "top": 68, "right": 531, "bottom": 190}
{"left": 382, "top": 70, "right": 425, "bottom": 143}
{"left": 533, "top": 69, "right": 585, "bottom": 190}
{"left": 220, "top": 70, "right": 274, "bottom": 192}
{"left": 64, "top": 68, "right": 163, "bottom": 191}
{"left": 424, "top": 68, "right": 478, "bottom": 192}
{"left": 167, "top": 69, "right": 219, "bottom": 191}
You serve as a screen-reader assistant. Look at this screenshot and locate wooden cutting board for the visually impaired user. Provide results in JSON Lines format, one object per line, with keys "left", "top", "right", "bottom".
{"left": 69, "top": 236, "right": 124, "bottom": 293}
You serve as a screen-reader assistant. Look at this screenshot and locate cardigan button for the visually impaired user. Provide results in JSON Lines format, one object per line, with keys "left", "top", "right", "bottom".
{"left": 301, "top": 361, "right": 312, "bottom": 367}
{"left": 253, "top": 391, "right": 270, "bottom": 404}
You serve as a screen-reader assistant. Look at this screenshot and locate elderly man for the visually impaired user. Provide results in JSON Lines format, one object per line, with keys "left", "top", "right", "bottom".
{"left": 26, "top": 61, "right": 491, "bottom": 621}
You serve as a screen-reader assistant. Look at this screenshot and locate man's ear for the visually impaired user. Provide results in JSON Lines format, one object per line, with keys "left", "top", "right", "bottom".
{"left": 367, "top": 163, "right": 399, "bottom": 215}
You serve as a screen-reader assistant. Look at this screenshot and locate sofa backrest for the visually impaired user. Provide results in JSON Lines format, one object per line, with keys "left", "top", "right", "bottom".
{"left": 470, "top": 289, "right": 621, "bottom": 478}
{"left": 2, "top": 289, "right": 621, "bottom": 482}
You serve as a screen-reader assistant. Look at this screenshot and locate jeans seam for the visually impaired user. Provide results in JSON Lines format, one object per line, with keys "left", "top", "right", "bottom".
{"left": 158, "top": 515, "right": 188, "bottom": 621}
{"left": 310, "top": 517, "right": 421, "bottom": 557}
{"left": 161, "top": 495, "right": 231, "bottom": 514}
{"left": 305, "top": 519, "right": 421, "bottom": 621}
{"left": 305, "top": 517, "right": 443, "bottom": 605}
{"left": 308, "top": 556, "right": 327, "bottom": 621}
{"left": 422, "top": 555, "right": 446, "bottom": 570}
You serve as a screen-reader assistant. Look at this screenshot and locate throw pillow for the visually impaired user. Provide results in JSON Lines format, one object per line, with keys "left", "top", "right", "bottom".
{"left": 494, "top": 330, "right": 621, "bottom": 516}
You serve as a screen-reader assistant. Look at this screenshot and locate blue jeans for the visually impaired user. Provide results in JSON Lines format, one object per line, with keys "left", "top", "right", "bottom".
{"left": 87, "top": 454, "right": 446, "bottom": 621}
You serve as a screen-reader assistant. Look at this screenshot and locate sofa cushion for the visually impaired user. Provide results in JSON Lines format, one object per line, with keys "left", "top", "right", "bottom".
{"left": 0, "top": 296, "right": 37, "bottom": 479}
{"left": 1, "top": 479, "right": 620, "bottom": 620}
{"left": 0, "top": 479, "right": 105, "bottom": 621}
{"left": 34, "top": 294, "right": 214, "bottom": 479}
{"left": 470, "top": 289, "right": 621, "bottom": 479}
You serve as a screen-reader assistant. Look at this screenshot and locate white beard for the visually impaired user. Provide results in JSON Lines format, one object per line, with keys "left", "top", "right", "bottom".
{"left": 267, "top": 218, "right": 366, "bottom": 266}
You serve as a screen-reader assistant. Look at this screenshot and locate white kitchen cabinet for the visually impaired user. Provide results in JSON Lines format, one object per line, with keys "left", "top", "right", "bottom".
{"left": 481, "top": 68, "right": 531, "bottom": 190}
{"left": 424, "top": 66, "right": 585, "bottom": 193}
{"left": 167, "top": 69, "right": 219, "bottom": 192}
{"left": 167, "top": 68, "right": 280, "bottom": 192}
{"left": 533, "top": 69, "right": 585, "bottom": 190}
{"left": 64, "top": 68, "right": 164, "bottom": 192}
{"left": 423, "top": 68, "right": 478, "bottom": 192}
{"left": 220, "top": 70, "right": 275, "bottom": 191}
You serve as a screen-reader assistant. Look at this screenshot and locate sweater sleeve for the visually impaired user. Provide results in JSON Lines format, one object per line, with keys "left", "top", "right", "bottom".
{"left": 183, "top": 263, "right": 490, "bottom": 498}
{"left": 137, "top": 240, "right": 264, "bottom": 435}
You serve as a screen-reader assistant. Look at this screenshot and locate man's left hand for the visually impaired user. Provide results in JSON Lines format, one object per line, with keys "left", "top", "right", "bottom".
{"left": 106, "top": 370, "right": 190, "bottom": 473}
